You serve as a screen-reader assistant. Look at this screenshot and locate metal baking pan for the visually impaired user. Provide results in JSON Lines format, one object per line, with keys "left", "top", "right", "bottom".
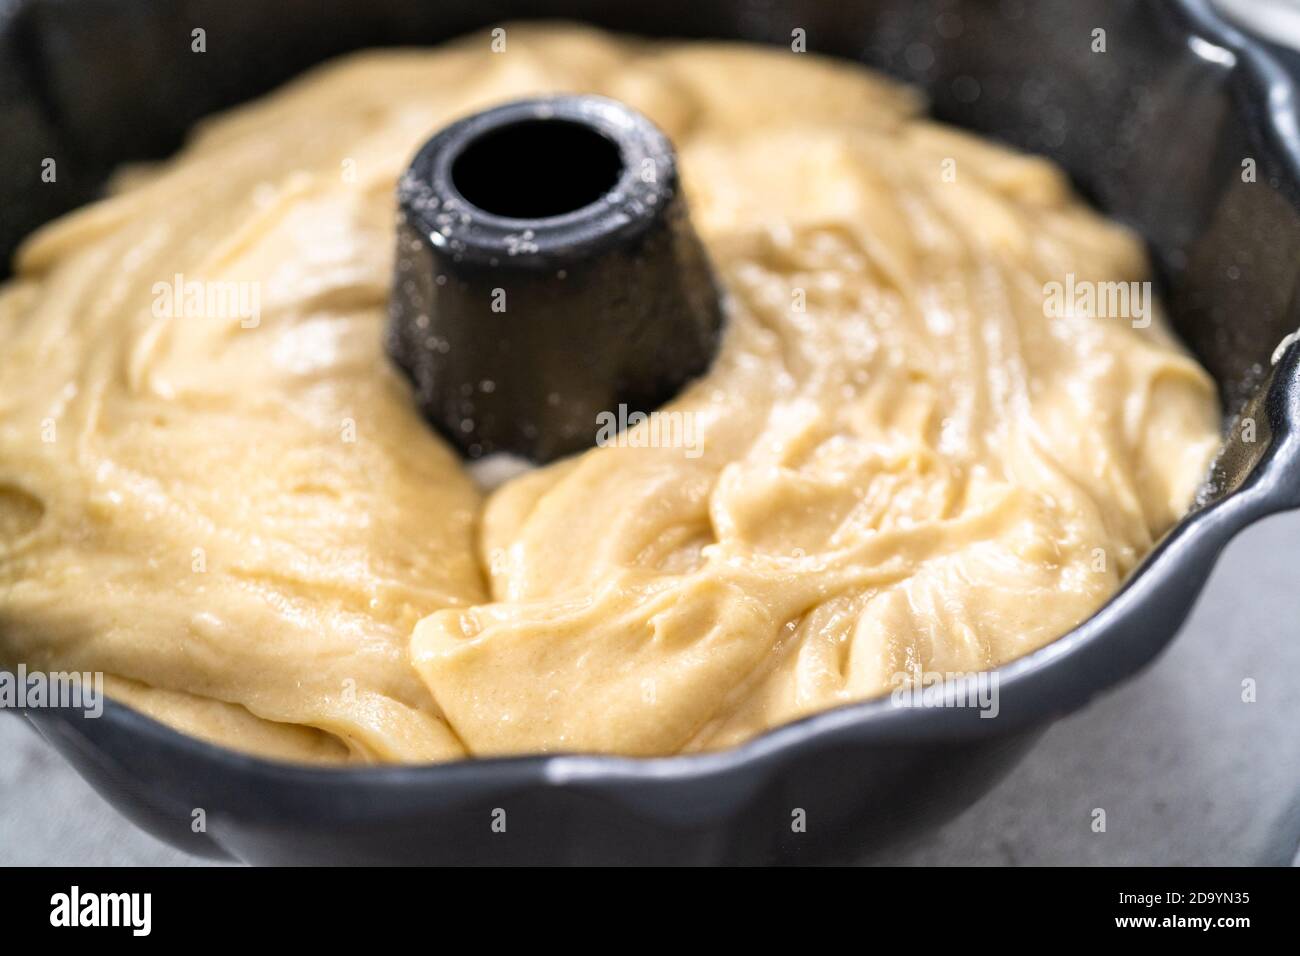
{"left": 3, "top": 0, "right": 1299, "bottom": 864}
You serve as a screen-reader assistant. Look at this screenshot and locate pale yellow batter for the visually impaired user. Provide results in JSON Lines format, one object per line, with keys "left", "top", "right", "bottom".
{"left": 0, "top": 25, "right": 1221, "bottom": 763}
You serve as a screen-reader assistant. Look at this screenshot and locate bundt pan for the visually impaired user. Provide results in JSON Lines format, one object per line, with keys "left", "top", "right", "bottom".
{"left": 4, "top": 0, "right": 1300, "bottom": 865}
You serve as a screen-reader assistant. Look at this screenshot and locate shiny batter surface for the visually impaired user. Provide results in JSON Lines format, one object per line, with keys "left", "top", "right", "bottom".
{"left": 0, "top": 25, "right": 1220, "bottom": 762}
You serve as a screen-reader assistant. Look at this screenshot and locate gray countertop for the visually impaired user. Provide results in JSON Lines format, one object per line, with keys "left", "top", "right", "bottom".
{"left": 3, "top": 510, "right": 1298, "bottom": 866}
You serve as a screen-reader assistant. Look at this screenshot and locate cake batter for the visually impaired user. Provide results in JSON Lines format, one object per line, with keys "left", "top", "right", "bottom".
{"left": 0, "top": 25, "right": 1221, "bottom": 762}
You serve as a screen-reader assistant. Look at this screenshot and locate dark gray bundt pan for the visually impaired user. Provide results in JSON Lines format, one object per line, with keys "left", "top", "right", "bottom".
{"left": 2, "top": 0, "right": 1299, "bottom": 864}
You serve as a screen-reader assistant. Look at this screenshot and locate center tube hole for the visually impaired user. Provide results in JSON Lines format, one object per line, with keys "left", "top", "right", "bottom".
{"left": 451, "top": 119, "right": 625, "bottom": 219}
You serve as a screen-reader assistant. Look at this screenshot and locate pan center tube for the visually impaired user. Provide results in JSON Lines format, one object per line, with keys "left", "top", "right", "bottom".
{"left": 386, "top": 95, "right": 724, "bottom": 463}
